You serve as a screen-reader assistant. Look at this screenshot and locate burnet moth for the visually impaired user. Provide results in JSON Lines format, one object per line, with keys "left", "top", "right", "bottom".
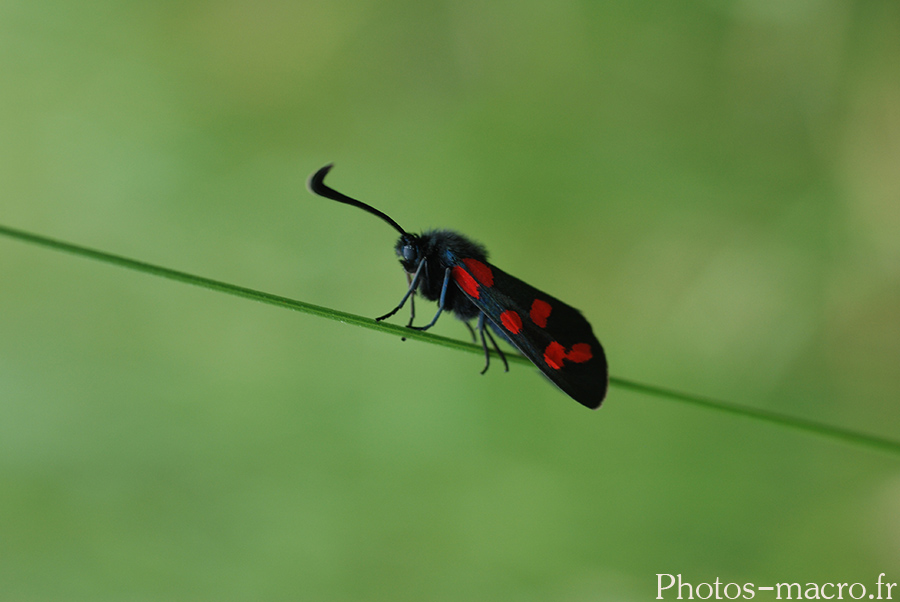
{"left": 308, "top": 164, "right": 608, "bottom": 409}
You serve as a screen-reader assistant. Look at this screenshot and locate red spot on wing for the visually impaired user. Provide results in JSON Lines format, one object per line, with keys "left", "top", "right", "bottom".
{"left": 462, "top": 258, "right": 494, "bottom": 287}
{"left": 452, "top": 266, "right": 480, "bottom": 298}
{"left": 543, "top": 341, "right": 593, "bottom": 370}
{"left": 544, "top": 341, "right": 567, "bottom": 370}
{"left": 530, "top": 299, "right": 552, "bottom": 328}
{"left": 565, "top": 343, "right": 593, "bottom": 363}
{"left": 500, "top": 310, "right": 522, "bottom": 334}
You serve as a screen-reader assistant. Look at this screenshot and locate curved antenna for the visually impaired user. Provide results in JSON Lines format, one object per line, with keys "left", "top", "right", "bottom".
{"left": 307, "top": 164, "right": 407, "bottom": 235}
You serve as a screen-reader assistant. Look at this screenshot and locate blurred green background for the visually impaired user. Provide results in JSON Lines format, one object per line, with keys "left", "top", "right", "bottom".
{"left": 2, "top": 1, "right": 899, "bottom": 600}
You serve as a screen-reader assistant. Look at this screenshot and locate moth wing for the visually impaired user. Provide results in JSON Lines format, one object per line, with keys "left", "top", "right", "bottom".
{"left": 450, "top": 258, "right": 608, "bottom": 409}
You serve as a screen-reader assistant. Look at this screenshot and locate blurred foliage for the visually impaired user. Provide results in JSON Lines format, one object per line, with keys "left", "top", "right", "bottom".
{"left": 1, "top": 1, "right": 899, "bottom": 600}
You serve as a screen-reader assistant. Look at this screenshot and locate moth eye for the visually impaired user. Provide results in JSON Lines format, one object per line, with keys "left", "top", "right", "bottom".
{"left": 401, "top": 245, "right": 417, "bottom": 263}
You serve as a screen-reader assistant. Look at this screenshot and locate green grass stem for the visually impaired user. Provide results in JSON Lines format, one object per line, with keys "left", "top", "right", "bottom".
{"left": 2, "top": 223, "right": 898, "bottom": 456}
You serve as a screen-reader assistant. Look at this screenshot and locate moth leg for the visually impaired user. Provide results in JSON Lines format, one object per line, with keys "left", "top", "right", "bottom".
{"left": 376, "top": 258, "right": 426, "bottom": 322}
{"left": 485, "top": 328, "right": 509, "bottom": 372}
{"left": 405, "top": 272, "right": 417, "bottom": 328}
{"left": 477, "top": 313, "right": 509, "bottom": 374}
{"left": 477, "top": 313, "right": 491, "bottom": 374}
{"left": 408, "top": 267, "right": 450, "bottom": 331}
{"left": 463, "top": 321, "right": 477, "bottom": 343}
{"left": 399, "top": 273, "right": 417, "bottom": 342}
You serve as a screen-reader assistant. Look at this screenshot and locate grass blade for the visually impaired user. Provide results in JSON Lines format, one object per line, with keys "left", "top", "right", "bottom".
{"left": 2, "top": 223, "right": 898, "bottom": 456}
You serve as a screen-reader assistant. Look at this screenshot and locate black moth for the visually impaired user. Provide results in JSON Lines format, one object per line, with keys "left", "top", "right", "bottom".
{"left": 308, "top": 164, "right": 608, "bottom": 409}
